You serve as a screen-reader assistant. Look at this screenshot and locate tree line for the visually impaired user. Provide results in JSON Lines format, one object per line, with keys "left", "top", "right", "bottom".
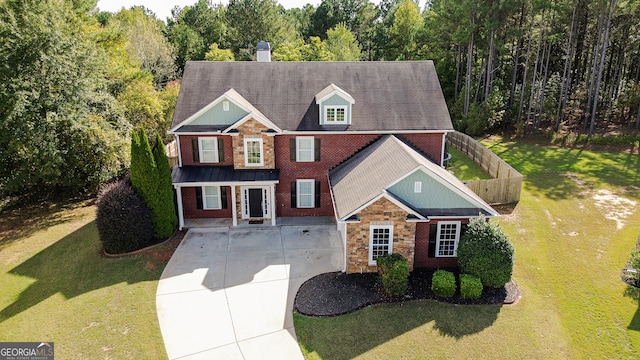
{"left": 1, "top": 0, "right": 638, "bottom": 199}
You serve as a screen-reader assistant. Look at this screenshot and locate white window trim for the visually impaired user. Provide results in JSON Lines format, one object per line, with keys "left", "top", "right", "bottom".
{"left": 244, "top": 138, "right": 264, "bottom": 166}
{"left": 296, "top": 179, "right": 315, "bottom": 208}
{"left": 368, "top": 224, "right": 394, "bottom": 266}
{"left": 435, "top": 221, "right": 461, "bottom": 258}
{"left": 199, "top": 137, "right": 219, "bottom": 163}
{"left": 324, "top": 105, "right": 348, "bottom": 124}
{"left": 414, "top": 181, "right": 422, "bottom": 193}
{"left": 296, "top": 136, "right": 314, "bottom": 162}
{"left": 203, "top": 186, "right": 221, "bottom": 210}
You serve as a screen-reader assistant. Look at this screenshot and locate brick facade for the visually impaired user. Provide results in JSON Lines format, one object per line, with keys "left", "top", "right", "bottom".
{"left": 232, "top": 119, "right": 275, "bottom": 170}
{"left": 401, "top": 133, "right": 445, "bottom": 164}
{"left": 345, "top": 197, "right": 416, "bottom": 274}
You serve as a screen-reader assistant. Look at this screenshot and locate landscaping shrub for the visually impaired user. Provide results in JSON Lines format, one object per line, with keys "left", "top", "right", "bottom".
{"left": 130, "top": 128, "right": 177, "bottom": 239}
{"left": 96, "top": 177, "right": 155, "bottom": 254}
{"left": 457, "top": 216, "right": 515, "bottom": 288}
{"left": 376, "top": 253, "right": 409, "bottom": 297}
{"left": 460, "top": 273, "right": 483, "bottom": 299}
{"left": 431, "top": 270, "right": 456, "bottom": 297}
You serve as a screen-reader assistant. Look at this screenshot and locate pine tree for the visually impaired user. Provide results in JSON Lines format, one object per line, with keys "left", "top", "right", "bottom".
{"left": 152, "top": 132, "right": 178, "bottom": 238}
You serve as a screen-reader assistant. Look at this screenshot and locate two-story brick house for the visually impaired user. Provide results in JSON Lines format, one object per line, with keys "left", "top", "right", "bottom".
{"left": 169, "top": 60, "right": 498, "bottom": 274}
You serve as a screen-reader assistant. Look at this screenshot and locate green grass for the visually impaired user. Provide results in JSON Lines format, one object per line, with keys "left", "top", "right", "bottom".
{"left": 446, "top": 146, "right": 492, "bottom": 180}
{"left": 0, "top": 201, "right": 168, "bottom": 359}
{"left": 295, "top": 137, "right": 640, "bottom": 359}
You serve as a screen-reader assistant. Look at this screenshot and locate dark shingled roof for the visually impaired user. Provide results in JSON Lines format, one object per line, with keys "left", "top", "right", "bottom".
{"left": 171, "top": 61, "right": 453, "bottom": 132}
{"left": 172, "top": 166, "right": 279, "bottom": 184}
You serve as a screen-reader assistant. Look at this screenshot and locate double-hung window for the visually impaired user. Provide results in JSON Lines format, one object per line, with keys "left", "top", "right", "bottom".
{"left": 296, "top": 137, "right": 314, "bottom": 162}
{"left": 325, "top": 106, "right": 347, "bottom": 124}
{"left": 296, "top": 179, "right": 314, "bottom": 208}
{"left": 244, "top": 138, "right": 263, "bottom": 166}
{"left": 369, "top": 224, "right": 394, "bottom": 265}
{"left": 203, "top": 186, "right": 221, "bottom": 209}
{"left": 436, "top": 221, "right": 461, "bottom": 257}
{"left": 199, "top": 137, "right": 219, "bottom": 163}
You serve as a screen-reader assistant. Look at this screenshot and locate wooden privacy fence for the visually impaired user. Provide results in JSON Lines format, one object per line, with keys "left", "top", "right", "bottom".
{"left": 446, "top": 131, "right": 523, "bottom": 205}
{"left": 165, "top": 140, "right": 178, "bottom": 168}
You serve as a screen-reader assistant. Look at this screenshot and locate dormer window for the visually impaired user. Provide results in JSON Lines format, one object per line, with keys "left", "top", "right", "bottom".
{"left": 315, "top": 83, "right": 355, "bottom": 126}
{"left": 325, "top": 106, "right": 347, "bottom": 123}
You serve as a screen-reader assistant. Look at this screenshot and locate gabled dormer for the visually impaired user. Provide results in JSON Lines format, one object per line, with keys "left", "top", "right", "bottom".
{"left": 315, "top": 84, "right": 355, "bottom": 126}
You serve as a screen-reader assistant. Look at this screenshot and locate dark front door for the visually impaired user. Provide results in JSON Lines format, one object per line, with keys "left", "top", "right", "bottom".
{"left": 248, "top": 188, "right": 263, "bottom": 217}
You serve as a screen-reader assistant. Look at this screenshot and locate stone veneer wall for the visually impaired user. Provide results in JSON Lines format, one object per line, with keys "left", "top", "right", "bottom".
{"left": 345, "top": 197, "right": 416, "bottom": 273}
{"left": 232, "top": 118, "right": 275, "bottom": 169}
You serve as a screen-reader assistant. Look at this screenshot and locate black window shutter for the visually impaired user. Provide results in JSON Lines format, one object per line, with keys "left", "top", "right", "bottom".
{"left": 290, "top": 138, "right": 296, "bottom": 161}
{"left": 428, "top": 224, "right": 437, "bottom": 257}
{"left": 314, "top": 181, "right": 321, "bottom": 208}
{"left": 196, "top": 187, "right": 203, "bottom": 210}
{"left": 314, "top": 138, "right": 321, "bottom": 161}
{"left": 221, "top": 187, "right": 228, "bottom": 209}
{"left": 192, "top": 138, "right": 199, "bottom": 162}
{"left": 290, "top": 181, "right": 297, "bottom": 208}
{"left": 217, "top": 138, "right": 224, "bottom": 162}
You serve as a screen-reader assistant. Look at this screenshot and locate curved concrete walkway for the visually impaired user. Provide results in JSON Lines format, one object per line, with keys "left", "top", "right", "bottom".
{"left": 156, "top": 223, "right": 343, "bottom": 359}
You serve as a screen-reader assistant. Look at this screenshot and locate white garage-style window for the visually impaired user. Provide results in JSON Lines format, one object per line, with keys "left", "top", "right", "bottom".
{"left": 244, "top": 138, "right": 263, "bottom": 166}
{"left": 368, "top": 224, "right": 394, "bottom": 265}
{"left": 296, "top": 179, "right": 314, "bottom": 208}
{"left": 436, "top": 221, "right": 461, "bottom": 257}
{"left": 203, "top": 186, "right": 221, "bottom": 209}
{"left": 199, "top": 137, "right": 219, "bottom": 163}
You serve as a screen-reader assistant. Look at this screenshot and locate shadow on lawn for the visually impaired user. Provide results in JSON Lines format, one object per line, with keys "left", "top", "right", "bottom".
{"left": 624, "top": 285, "right": 640, "bottom": 331}
{"left": 296, "top": 301, "right": 501, "bottom": 360}
{"left": 0, "top": 221, "right": 162, "bottom": 322}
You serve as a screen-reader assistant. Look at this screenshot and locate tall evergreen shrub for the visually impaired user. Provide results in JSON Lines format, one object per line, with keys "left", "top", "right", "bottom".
{"left": 152, "top": 132, "right": 177, "bottom": 238}
{"left": 130, "top": 128, "right": 176, "bottom": 239}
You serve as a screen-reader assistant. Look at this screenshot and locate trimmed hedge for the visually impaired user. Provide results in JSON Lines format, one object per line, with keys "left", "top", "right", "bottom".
{"left": 460, "top": 274, "right": 483, "bottom": 299}
{"left": 376, "top": 253, "right": 409, "bottom": 297}
{"left": 431, "top": 270, "right": 456, "bottom": 297}
{"left": 151, "top": 132, "right": 178, "bottom": 238}
{"left": 96, "top": 177, "right": 155, "bottom": 254}
{"left": 457, "top": 216, "right": 515, "bottom": 288}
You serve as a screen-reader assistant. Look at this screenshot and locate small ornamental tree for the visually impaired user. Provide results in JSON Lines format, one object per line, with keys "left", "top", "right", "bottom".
{"left": 457, "top": 216, "right": 515, "bottom": 288}
{"left": 376, "top": 253, "right": 409, "bottom": 297}
{"left": 152, "top": 132, "right": 177, "bottom": 238}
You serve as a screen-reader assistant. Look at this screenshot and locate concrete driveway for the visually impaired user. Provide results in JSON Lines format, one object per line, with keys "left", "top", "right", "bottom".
{"left": 156, "top": 223, "right": 343, "bottom": 359}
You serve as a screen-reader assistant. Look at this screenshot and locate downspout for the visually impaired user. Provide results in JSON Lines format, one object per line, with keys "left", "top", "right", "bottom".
{"left": 327, "top": 172, "right": 347, "bottom": 273}
{"left": 440, "top": 133, "right": 447, "bottom": 167}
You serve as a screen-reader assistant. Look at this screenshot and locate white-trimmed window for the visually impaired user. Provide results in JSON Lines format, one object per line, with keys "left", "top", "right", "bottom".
{"left": 203, "top": 186, "right": 221, "bottom": 209}
{"left": 414, "top": 181, "right": 422, "bottom": 193}
{"left": 436, "top": 221, "right": 461, "bottom": 257}
{"left": 325, "top": 106, "right": 347, "bottom": 123}
{"left": 244, "top": 138, "right": 264, "bottom": 166}
{"left": 296, "top": 179, "right": 314, "bottom": 208}
{"left": 369, "top": 224, "right": 394, "bottom": 265}
{"left": 199, "top": 137, "right": 219, "bottom": 163}
{"left": 296, "top": 137, "right": 314, "bottom": 162}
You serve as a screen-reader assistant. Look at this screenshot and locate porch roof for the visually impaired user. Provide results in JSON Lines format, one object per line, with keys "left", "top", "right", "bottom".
{"left": 172, "top": 166, "right": 279, "bottom": 185}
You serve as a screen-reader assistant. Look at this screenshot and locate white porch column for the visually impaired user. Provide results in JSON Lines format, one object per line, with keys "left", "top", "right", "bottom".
{"left": 175, "top": 186, "right": 184, "bottom": 230}
{"left": 231, "top": 185, "right": 237, "bottom": 227}
{"left": 270, "top": 184, "right": 277, "bottom": 226}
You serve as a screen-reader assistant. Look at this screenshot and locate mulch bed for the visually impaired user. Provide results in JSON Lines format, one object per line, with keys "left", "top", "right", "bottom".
{"left": 295, "top": 268, "right": 520, "bottom": 317}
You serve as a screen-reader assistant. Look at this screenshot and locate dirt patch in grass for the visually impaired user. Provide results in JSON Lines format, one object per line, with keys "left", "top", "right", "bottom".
{"left": 140, "top": 230, "right": 185, "bottom": 271}
{"left": 592, "top": 189, "right": 637, "bottom": 230}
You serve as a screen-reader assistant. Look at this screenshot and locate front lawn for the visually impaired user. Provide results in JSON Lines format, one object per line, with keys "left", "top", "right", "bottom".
{"left": 295, "top": 137, "right": 640, "bottom": 359}
{"left": 0, "top": 200, "right": 172, "bottom": 359}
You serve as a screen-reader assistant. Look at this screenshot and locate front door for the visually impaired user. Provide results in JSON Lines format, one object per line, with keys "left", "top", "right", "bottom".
{"left": 248, "top": 188, "right": 263, "bottom": 218}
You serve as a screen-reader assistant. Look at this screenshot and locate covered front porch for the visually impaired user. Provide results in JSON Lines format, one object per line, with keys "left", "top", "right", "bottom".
{"left": 182, "top": 216, "right": 336, "bottom": 229}
{"left": 172, "top": 166, "right": 280, "bottom": 230}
